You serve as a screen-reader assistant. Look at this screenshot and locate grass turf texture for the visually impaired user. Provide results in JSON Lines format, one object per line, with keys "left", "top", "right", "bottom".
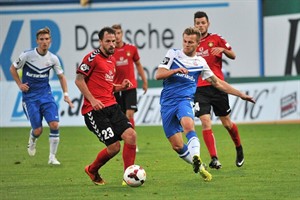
{"left": 0, "top": 124, "right": 299, "bottom": 200}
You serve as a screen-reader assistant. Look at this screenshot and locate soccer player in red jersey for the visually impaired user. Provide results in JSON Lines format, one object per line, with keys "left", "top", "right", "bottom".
{"left": 112, "top": 24, "right": 148, "bottom": 152}
{"left": 193, "top": 11, "right": 244, "bottom": 169}
{"left": 75, "top": 27, "right": 137, "bottom": 186}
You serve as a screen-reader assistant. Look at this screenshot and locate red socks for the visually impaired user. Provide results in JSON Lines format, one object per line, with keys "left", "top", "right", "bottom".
{"left": 89, "top": 148, "right": 111, "bottom": 173}
{"left": 122, "top": 143, "right": 136, "bottom": 171}
{"left": 202, "top": 129, "right": 217, "bottom": 158}
{"left": 228, "top": 123, "right": 241, "bottom": 147}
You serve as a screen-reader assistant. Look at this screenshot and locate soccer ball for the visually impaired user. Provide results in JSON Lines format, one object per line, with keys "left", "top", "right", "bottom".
{"left": 123, "top": 164, "right": 146, "bottom": 187}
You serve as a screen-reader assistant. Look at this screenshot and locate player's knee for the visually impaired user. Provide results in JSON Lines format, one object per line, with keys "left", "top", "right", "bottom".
{"left": 200, "top": 115, "right": 211, "bottom": 127}
{"left": 49, "top": 121, "right": 59, "bottom": 130}
{"left": 122, "top": 128, "right": 136, "bottom": 144}
{"left": 33, "top": 127, "right": 43, "bottom": 137}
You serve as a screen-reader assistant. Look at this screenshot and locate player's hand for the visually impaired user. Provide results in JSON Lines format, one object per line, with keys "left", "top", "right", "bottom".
{"left": 211, "top": 47, "right": 224, "bottom": 56}
{"left": 175, "top": 67, "right": 188, "bottom": 74}
{"left": 64, "top": 96, "right": 75, "bottom": 108}
{"left": 122, "top": 79, "right": 133, "bottom": 89}
{"left": 241, "top": 94, "right": 256, "bottom": 104}
{"left": 143, "top": 82, "right": 148, "bottom": 94}
{"left": 91, "top": 98, "right": 105, "bottom": 110}
{"left": 19, "top": 82, "right": 29, "bottom": 92}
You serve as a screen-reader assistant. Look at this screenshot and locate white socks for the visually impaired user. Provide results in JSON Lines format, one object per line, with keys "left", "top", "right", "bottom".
{"left": 49, "top": 137, "right": 60, "bottom": 159}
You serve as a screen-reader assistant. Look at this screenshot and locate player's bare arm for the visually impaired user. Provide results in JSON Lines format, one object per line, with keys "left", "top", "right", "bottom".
{"left": 155, "top": 67, "right": 188, "bottom": 80}
{"left": 75, "top": 73, "right": 105, "bottom": 110}
{"left": 113, "top": 79, "right": 133, "bottom": 92}
{"left": 211, "top": 47, "right": 236, "bottom": 60}
{"left": 57, "top": 74, "right": 74, "bottom": 108}
{"left": 135, "top": 60, "right": 148, "bottom": 94}
{"left": 206, "top": 75, "right": 255, "bottom": 103}
{"left": 9, "top": 65, "right": 30, "bottom": 92}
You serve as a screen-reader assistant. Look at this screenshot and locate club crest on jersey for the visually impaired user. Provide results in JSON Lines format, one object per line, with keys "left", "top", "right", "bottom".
{"left": 161, "top": 57, "right": 170, "bottom": 65}
{"left": 208, "top": 42, "right": 214, "bottom": 47}
{"left": 126, "top": 51, "right": 131, "bottom": 57}
{"left": 80, "top": 64, "right": 90, "bottom": 72}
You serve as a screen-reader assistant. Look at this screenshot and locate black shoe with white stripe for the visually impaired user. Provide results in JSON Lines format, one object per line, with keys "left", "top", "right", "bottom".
{"left": 236, "top": 145, "right": 244, "bottom": 167}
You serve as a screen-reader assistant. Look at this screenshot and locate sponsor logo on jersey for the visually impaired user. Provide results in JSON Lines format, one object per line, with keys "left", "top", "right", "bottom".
{"left": 116, "top": 57, "right": 129, "bottom": 66}
{"left": 105, "top": 70, "right": 114, "bottom": 82}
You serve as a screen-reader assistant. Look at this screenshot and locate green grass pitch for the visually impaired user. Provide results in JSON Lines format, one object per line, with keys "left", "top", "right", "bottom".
{"left": 0, "top": 124, "right": 299, "bottom": 200}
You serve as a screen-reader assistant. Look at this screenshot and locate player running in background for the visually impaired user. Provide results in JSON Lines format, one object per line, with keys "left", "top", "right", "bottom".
{"left": 75, "top": 27, "right": 137, "bottom": 186}
{"left": 10, "top": 27, "right": 74, "bottom": 165}
{"left": 193, "top": 11, "right": 244, "bottom": 169}
{"left": 156, "top": 27, "right": 255, "bottom": 181}
{"left": 112, "top": 24, "right": 148, "bottom": 152}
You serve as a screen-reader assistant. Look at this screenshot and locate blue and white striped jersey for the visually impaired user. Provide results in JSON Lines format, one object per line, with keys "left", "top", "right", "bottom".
{"left": 158, "top": 48, "right": 214, "bottom": 106}
{"left": 12, "top": 48, "right": 63, "bottom": 102}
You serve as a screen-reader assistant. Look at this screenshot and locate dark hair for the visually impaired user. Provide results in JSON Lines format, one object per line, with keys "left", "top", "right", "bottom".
{"left": 194, "top": 11, "right": 209, "bottom": 21}
{"left": 183, "top": 27, "right": 201, "bottom": 42}
{"left": 98, "top": 27, "right": 115, "bottom": 40}
{"left": 36, "top": 27, "right": 51, "bottom": 39}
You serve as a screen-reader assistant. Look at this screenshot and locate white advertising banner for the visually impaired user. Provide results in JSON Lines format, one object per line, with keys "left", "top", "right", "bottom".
{"left": 1, "top": 0, "right": 261, "bottom": 82}
{"left": 264, "top": 13, "right": 300, "bottom": 76}
{"left": 0, "top": 80, "right": 299, "bottom": 127}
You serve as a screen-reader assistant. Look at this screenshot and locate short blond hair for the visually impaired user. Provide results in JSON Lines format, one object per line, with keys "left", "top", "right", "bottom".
{"left": 36, "top": 27, "right": 51, "bottom": 39}
{"left": 183, "top": 27, "right": 201, "bottom": 42}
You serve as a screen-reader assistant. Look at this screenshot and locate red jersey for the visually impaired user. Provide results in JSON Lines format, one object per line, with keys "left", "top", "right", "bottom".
{"left": 113, "top": 43, "right": 140, "bottom": 89}
{"left": 76, "top": 49, "right": 117, "bottom": 114}
{"left": 196, "top": 33, "right": 232, "bottom": 87}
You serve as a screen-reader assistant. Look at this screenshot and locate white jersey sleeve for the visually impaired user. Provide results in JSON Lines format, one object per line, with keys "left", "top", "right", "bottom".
{"left": 50, "top": 52, "right": 64, "bottom": 75}
{"left": 158, "top": 49, "right": 177, "bottom": 70}
{"left": 13, "top": 50, "right": 29, "bottom": 69}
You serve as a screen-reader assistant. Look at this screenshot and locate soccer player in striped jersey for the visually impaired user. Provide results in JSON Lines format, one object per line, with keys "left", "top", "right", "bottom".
{"left": 10, "top": 27, "right": 74, "bottom": 165}
{"left": 156, "top": 27, "right": 255, "bottom": 181}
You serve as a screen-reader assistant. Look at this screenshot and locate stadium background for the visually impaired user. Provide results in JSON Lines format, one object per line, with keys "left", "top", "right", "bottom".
{"left": 0, "top": 0, "right": 299, "bottom": 127}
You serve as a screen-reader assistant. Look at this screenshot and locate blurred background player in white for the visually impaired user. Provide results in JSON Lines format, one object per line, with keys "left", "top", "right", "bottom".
{"left": 112, "top": 24, "right": 148, "bottom": 152}
{"left": 10, "top": 27, "right": 74, "bottom": 165}
{"left": 193, "top": 11, "right": 244, "bottom": 169}
{"left": 156, "top": 27, "right": 255, "bottom": 182}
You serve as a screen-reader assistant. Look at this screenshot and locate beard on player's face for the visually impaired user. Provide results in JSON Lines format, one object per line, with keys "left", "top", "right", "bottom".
{"left": 103, "top": 46, "right": 115, "bottom": 55}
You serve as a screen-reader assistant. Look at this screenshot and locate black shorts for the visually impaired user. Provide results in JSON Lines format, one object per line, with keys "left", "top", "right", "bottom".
{"left": 194, "top": 85, "right": 231, "bottom": 117}
{"left": 84, "top": 104, "right": 133, "bottom": 146}
{"left": 114, "top": 89, "right": 138, "bottom": 113}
